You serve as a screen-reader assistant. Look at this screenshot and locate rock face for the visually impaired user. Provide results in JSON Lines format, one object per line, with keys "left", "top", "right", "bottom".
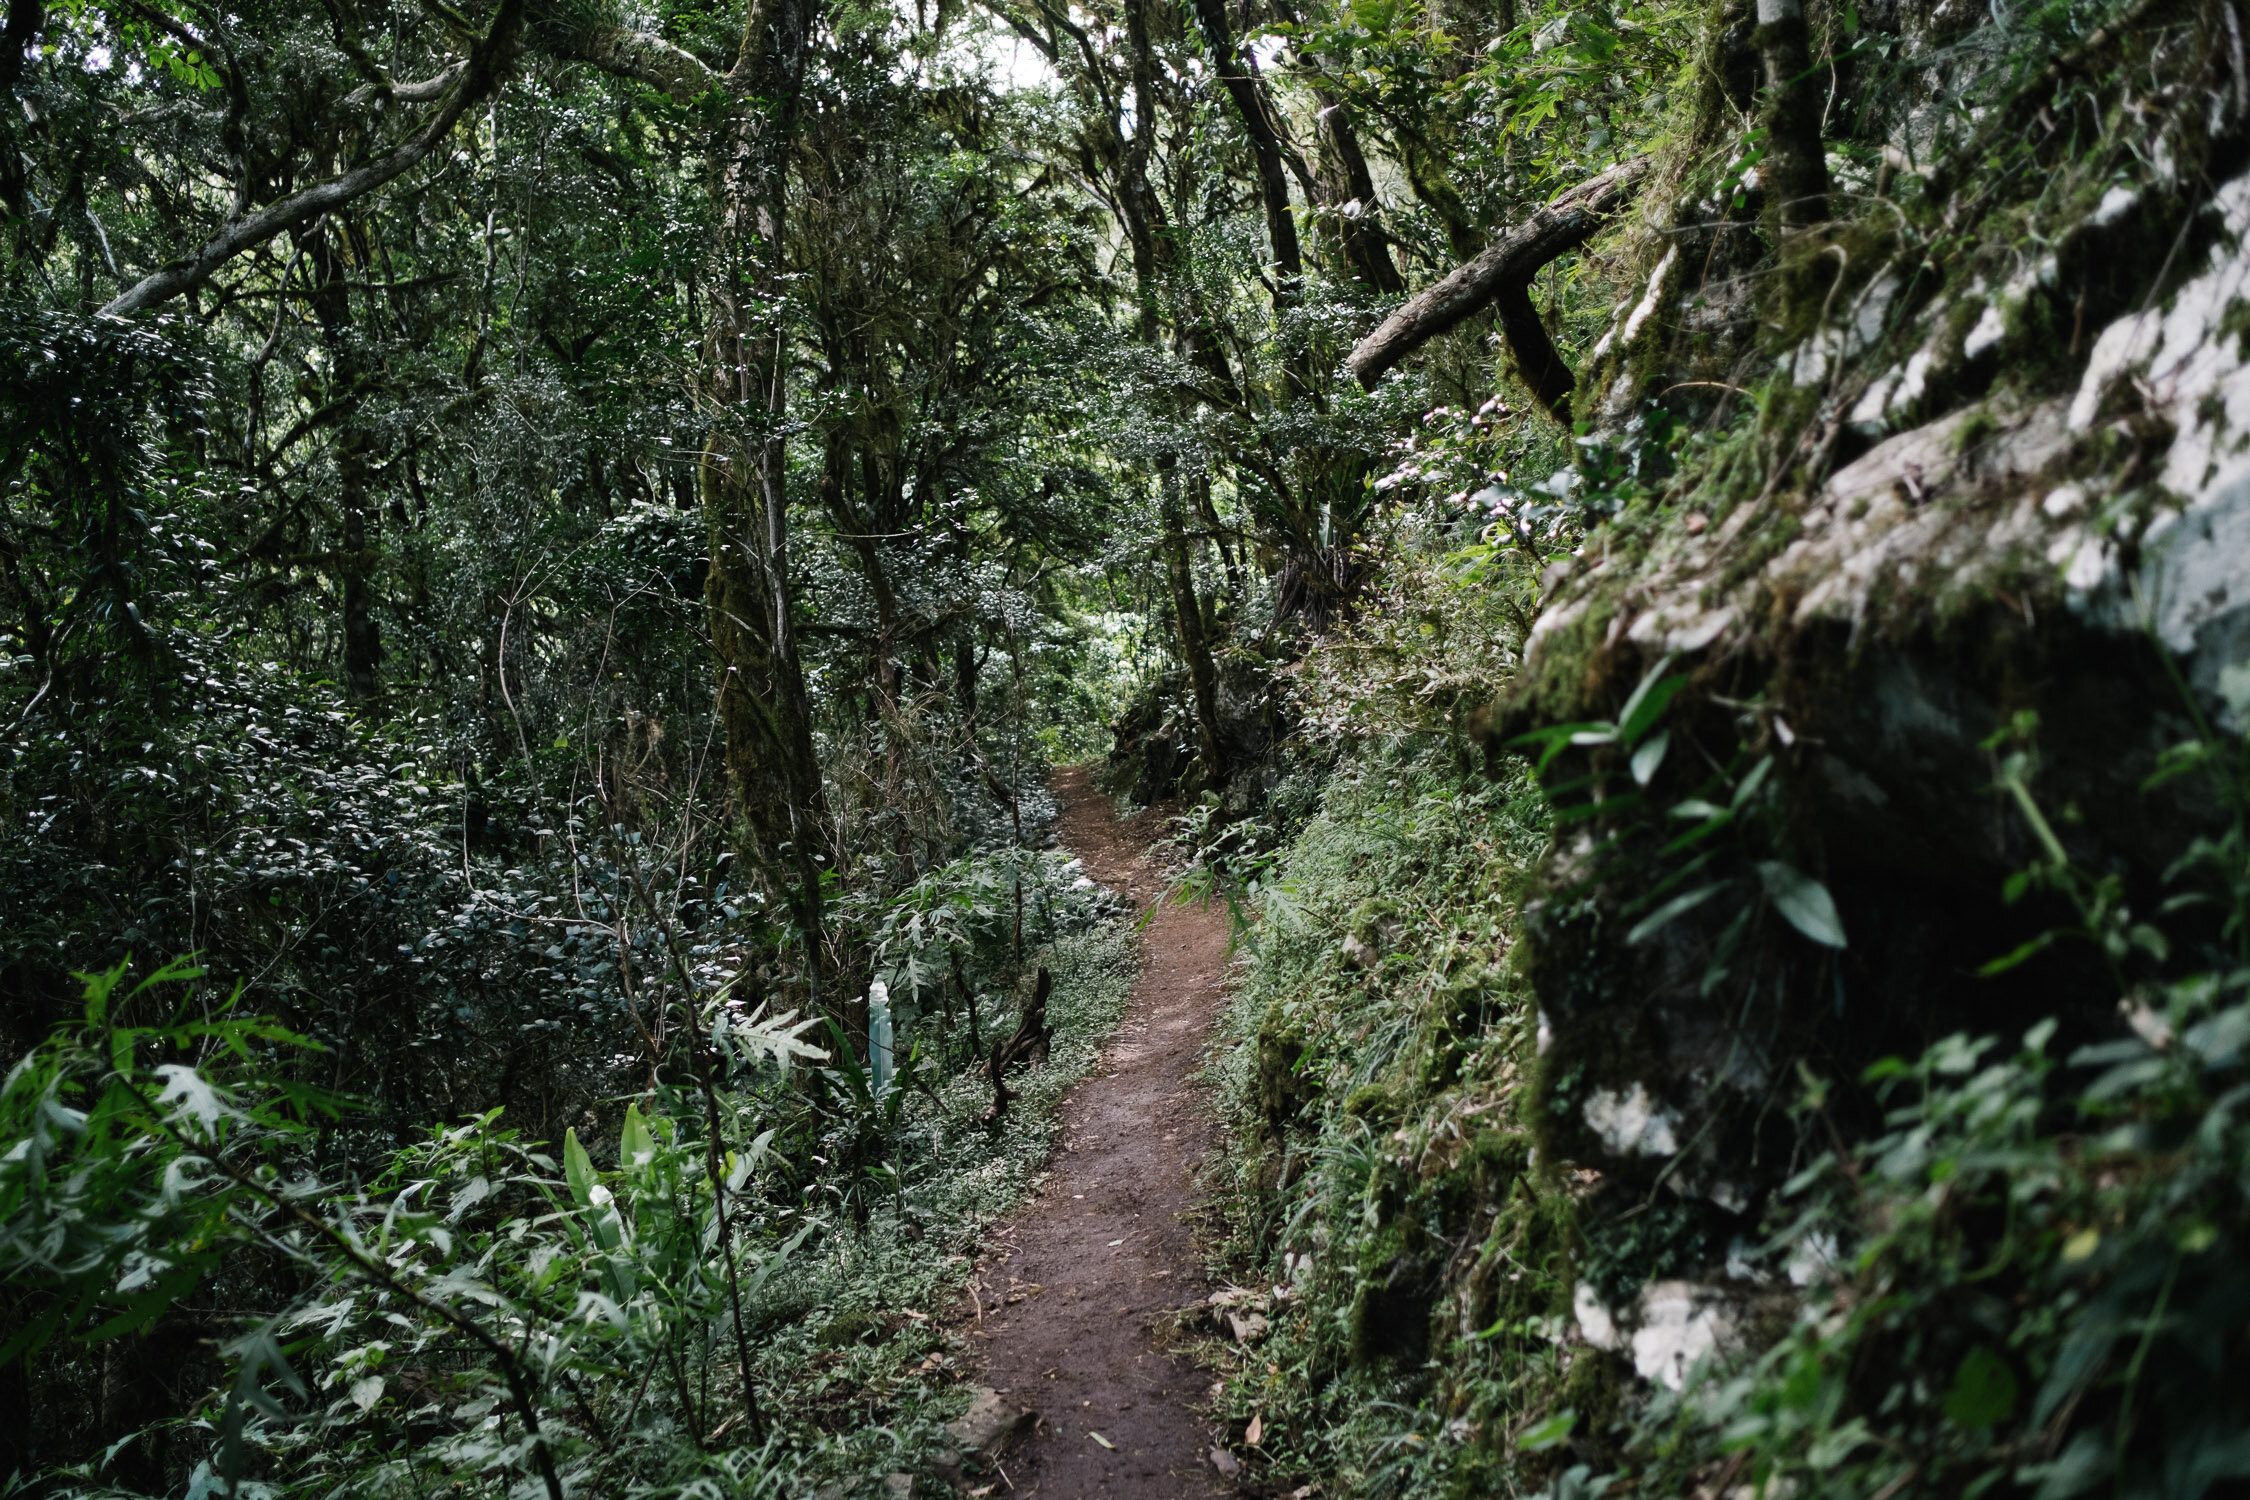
{"left": 1482, "top": 0, "right": 2250, "bottom": 1355}
{"left": 929, "top": 1385, "right": 1036, "bottom": 1487}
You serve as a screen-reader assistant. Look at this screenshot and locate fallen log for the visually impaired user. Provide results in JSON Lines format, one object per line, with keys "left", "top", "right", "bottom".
{"left": 1345, "top": 156, "right": 1651, "bottom": 404}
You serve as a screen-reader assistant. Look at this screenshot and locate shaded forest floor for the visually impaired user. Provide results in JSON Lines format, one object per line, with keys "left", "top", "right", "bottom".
{"left": 959, "top": 766, "right": 1234, "bottom": 1497}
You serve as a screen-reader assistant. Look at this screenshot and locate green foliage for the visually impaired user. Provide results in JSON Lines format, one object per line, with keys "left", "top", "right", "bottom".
{"left": 1508, "top": 703, "right": 2250, "bottom": 1499}
{"left": 0, "top": 958, "right": 343, "bottom": 1372}
{"left": 1197, "top": 655, "right": 2250, "bottom": 1499}
{"left": 1201, "top": 744, "right": 1557, "bottom": 1496}
{"left": 3, "top": 899, "right": 1135, "bottom": 1495}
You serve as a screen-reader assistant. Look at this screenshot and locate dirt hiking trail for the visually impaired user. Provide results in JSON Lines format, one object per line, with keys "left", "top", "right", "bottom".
{"left": 965, "top": 765, "right": 1234, "bottom": 1497}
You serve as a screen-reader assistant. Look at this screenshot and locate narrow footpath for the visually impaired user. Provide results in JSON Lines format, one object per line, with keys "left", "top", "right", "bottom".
{"left": 965, "top": 765, "right": 1234, "bottom": 1496}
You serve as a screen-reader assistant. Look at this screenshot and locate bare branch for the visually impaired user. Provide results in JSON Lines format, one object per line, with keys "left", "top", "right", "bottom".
{"left": 96, "top": 0, "right": 526, "bottom": 321}
{"left": 344, "top": 60, "right": 466, "bottom": 108}
{"left": 1345, "top": 156, "right": 1651, "bottom": 391}
{"left": 560, "top": 24, "right": 719, "bottom": 101}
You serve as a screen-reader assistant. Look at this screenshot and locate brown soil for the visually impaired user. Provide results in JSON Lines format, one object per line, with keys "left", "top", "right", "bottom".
{"left": 963, "top": 764, "right": 1234, "bottom": 1497}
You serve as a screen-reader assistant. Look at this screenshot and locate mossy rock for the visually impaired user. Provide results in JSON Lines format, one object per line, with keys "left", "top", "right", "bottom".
{"left": 1342, "top": 1081, "right": 1395, "bottom": 1122}
{"left": 1466, "top": 1128, "right": 1532, "bottom": 1195}
{"left": 815, "top": 1307, "right": 882, "bottom": 1348}
{"left": 1345, "top": 896, "right": 1403, "bottom": 948}
{"left": 1255, "top": 1003, "right": 1313, "bottom": 1133}
{"left": 1347, "top": 1254, "right": 1434, "bottom": 1368}
{"left": 1419, "top": 965, "right": 1509, "bottom": 1088}
{"left": 1560, "top": 1347, "right": 1631, "bottom": 1464}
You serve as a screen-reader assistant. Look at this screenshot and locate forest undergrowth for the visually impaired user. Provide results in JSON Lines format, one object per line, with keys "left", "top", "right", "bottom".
{"left": 2, "top": 851, "right": 1135, "bottom": 1498}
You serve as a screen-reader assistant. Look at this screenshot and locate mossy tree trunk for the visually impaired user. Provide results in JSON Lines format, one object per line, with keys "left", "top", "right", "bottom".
{"left": 703, "top": 0, "right": 835, "bottom": 1022}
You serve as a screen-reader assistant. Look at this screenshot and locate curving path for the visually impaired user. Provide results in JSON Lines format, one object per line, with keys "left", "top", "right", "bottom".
{"left": 962, "top": 765, "right": 1234, "bottom": 1497}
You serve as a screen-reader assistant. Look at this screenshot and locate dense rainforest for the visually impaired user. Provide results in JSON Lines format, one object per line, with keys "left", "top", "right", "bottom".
{"left": 4, "top": 0, "right": 2249, "bottom": 1490}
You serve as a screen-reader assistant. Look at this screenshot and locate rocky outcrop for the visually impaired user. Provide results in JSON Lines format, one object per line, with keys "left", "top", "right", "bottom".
{"left": 1481, "top": 0, "right": 2250, "bottom": 1358}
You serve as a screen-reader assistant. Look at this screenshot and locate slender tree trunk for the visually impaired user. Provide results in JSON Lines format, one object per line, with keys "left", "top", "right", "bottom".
{"left": 705, "top": 0, "right": 833, "bottom": 1020}
{"left": 1194, "top": 473, "right": 1244, "bottom": 596}
{"left": 1159, "top": 468, "right": 1226, "bottom": 787}
{"left": 1756, "top": 0, "right": 1828, "bottom": 228}
{"left": 305, "top": 220, "right": 382, "bottom": 707}
{"left": 340, "top": 448, "right": 381, "bottom": 702}
{"left": 1188, "top": 0, "right": 1307, "bottom": 396}
{"left": 1399, "top": 126, "right": 1488, "bottom": 262}
{"left": 1190, "top": 0, "right": 1381, "bottom": 628}
{"left": 1309, "top": 89, "right": 1404, "bottom": 295}
{"left": 1120, "top": 0, "right": 1228, "bottom": 786}
{"left": 848, "top": 446, "right": 903, "bottom": 709}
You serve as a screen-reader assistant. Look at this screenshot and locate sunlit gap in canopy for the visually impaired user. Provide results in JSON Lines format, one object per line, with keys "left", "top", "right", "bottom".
{"left": 893, "top": 0, "right": 1063, "bottom": 95}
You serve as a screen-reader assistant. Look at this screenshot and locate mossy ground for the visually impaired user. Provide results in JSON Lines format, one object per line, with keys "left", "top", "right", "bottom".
{"left": 1194, "top": 748, "right": 1592, "bottom": 1497}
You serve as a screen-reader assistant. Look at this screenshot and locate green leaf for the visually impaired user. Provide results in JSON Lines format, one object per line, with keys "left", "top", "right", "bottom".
{"left": 1627, "top": 883, "right": 1726, "bottom": 945}
{"left": 1615, "top": 655, "right": 1684, "bottom": 745}
{"left": 2022, "top": 1430, "right": 2111, "bottom": 1499}
{"left": 1668, "top": 798, "right": 1727, "bottom": 820}
{"left": 1512, "top": 721, "right": 1611, "bottom": 773}
{"left": 1978, "top": 931, "right": 2056, "bottom": 977}
{"left": 1518, "top": 1408, "right": 1577, "bottom": 1451}
{"left": 82, "top": 959, "right": 128, "bottom": 1030}
{"left": 742, "top": 1220, "right": 818, "bottom": 1304}
{"left": 619, "top": 1102, "right": 655, "bottom": 1174}
{"left": 563, "top": 1126, "right": 597, "bottom": 1208}
{"left": 1757, "top": 861, "right": 1847, "bottom": 947}
{"left": 1943, "top": 1346, "right": 2018, "bottom": 1430}
{"left": 1630, "top": 730, "right": 1670, "bottom": 786}
{"left": 1731, "top": 755, "right": 1775, "bottom": 809}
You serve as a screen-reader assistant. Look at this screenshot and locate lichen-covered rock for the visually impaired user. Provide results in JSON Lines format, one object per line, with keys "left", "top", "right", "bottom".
{"left": 1483, "top": 15, "right": 2250, "bottom": 1334}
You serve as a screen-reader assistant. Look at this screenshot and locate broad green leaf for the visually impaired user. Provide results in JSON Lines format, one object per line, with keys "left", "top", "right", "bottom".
{"left": 1943, "top": 1346, "right": 2018, "bottom": 1430}
{"left": 1757, "top": 861, "right": 1847, "bottom": 948}
{"left": 1511, "top": 721, "right": 1610, "bottom": 772}
{"left": 573, "top": 1290, "right": 629, "bottom": 1332}
{"left": 728, "top": 1127, "right": 778, "bottom": 1192}
{"left": 446, "top": 1174, "right": 492, "bottom": 1223}
{"left": 1731, "top": 755, "right": 1775, "bottom": 809}
{"left": 1518, "top": 1408, "right": 1577, "bottom": 1451}
{"left": 620, "top": 1102, "right": 655, "bottom": 1174}
{"left": 1668, "top": 798, "right": 1727, "bottom": 820}
{"left": 1616, "top": 660, "right": 1686, "bottom": 746}
{"left": 81, "top": 959, "right": 128, "bottom": 1031}
{"left": 563, "top": 1127, "right": 597, "bottom": 1209}
{"left": 1630, "top": 730, "right": 1670, "bottom": 786}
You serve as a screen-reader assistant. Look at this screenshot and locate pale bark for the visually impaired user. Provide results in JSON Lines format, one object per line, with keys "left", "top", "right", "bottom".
{"left": 561, "top": 24, "right": 717, "bottom": 101}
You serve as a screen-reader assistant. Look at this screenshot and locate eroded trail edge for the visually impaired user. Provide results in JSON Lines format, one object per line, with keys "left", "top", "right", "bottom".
{"left": 962, "top": 766, "right": 1232, "bottom": 1497}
